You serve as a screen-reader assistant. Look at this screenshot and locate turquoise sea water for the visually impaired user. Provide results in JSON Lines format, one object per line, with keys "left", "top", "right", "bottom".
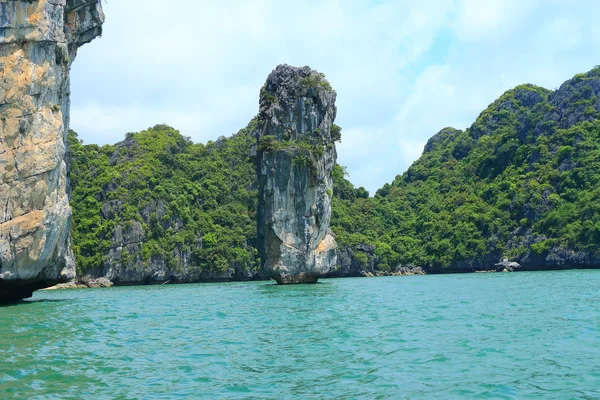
{"left": 1, "top": 271, "right": 600, "bottom": 399}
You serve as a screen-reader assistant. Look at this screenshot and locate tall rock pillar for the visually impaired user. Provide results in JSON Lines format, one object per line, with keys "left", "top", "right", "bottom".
{"left": 256, "top": 65, "right": 339, "bottom": 284}
{"left": 0, "top": 0, "right": 104, "bottom": 301}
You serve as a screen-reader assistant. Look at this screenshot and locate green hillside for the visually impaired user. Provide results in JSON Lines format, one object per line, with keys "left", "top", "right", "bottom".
{"left": 68, "top": 67, "right": 600, "bottom": 280}
{"left": 68, "top": 121, "right": 260, "bottom": 281}
{"left": 331, "top": 66, "right": 600, "bottom": 272}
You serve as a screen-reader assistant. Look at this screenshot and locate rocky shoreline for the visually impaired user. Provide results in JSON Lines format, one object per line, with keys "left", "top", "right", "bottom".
{"left": 41, "top": 249, "right": 600, "bottom": 291}
{"left": 42, "top": 277, "right": 114, "bottom": 291}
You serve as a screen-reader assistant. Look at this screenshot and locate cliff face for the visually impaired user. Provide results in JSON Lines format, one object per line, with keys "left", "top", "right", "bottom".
{"left": 256, "top": 65, "right": 338, "bottom": 284}
{"left": 0, "top": 0, "right": 104, "bottom": 301}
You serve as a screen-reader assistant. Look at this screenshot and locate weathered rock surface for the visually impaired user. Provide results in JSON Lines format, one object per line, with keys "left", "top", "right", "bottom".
{"left": 256, "top": 65, "right": 338, "bottom": 283}
{"left": 494, "top": 259, "right": 521, "bottom": 272}
{"left": 0, "top": 0, "right": 104, "bottom": 301}
{"left": 41, "top": 276, "right": 113, "bottom": 290}
{"left": 98, "top": 199, "right": 257, "bottom": 285}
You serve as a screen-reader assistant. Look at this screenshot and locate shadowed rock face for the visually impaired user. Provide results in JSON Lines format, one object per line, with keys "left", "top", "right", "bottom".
{"left": 256, "top": 65, "right": 338, "bottom": 284}
{"left": 0, "top": 0, "right": 104, "bottom": 301}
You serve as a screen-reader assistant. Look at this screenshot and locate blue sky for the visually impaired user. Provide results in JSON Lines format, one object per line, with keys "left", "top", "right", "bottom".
{"left": 71, "top": 0, "right": 600, "bottom": 193}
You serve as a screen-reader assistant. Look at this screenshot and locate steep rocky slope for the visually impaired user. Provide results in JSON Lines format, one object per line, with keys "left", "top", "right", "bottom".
{"left": 256, "top": 65, "right": 338, "bottom": 283}
{"left": 0, "top": 0, "right": 104, "bottom": 301}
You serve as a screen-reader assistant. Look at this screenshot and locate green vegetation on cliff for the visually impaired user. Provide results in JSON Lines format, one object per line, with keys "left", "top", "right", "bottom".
{"left": 69, "top": 67, "right": 600, "bottom": 278}
{"left": 330, "top": 67, "right": 600, "bottom": 272}
{"left": 68, "top": 121, "right": 259, "bottom": 277}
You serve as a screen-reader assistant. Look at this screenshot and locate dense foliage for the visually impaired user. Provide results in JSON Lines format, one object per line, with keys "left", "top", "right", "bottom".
{"left": 69, "top": 67, "right": 600, "bottom": 277}
{"left": 330, "top": 67, "right": 600, "bottom": 272}
{"left": 68, "top": 121, "right": 259, "bottom": 276}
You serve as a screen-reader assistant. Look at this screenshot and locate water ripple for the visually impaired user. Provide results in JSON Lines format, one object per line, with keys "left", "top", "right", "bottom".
{"left": 1, "top": 271, "right": 600, "bottom": 398}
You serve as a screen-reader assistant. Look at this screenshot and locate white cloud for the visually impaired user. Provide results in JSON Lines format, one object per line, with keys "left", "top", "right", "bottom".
{"left": 70, "top": 0, "right": 600, "bottom": 194}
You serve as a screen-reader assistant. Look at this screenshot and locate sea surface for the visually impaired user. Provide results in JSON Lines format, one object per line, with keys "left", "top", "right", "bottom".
{"left": 1, "top": 271, "right": 600, "bottom": 399}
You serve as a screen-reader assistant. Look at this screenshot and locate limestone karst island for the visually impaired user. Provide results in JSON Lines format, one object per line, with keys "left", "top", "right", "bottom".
{"left": 0, "top": 0, "right": 104, "bottom": 301}
{"left": 256, "top": 65, "right": 338, "bottom": 284}
{"left": 2, "top": 0, "right": 600, "bottom": 398}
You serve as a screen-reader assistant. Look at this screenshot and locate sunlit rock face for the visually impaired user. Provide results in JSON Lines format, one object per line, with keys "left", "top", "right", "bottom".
{"left": 256, "top": 64, "right": 338, "bottom": 284}
{"left": 0, "top": 0, "right": 104, "bottom": 301}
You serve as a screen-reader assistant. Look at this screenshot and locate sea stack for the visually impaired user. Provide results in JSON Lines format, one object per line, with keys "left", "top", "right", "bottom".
{"left": 0, "top": 0, "right": 104, "bottom": 301}
{"left": 256, "top": 65, "right": 339, "bottom": 284}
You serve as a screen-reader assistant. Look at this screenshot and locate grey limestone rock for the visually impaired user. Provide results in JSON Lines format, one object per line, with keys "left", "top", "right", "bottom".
{"left": 494, "top": 259, "right": 522, "bottom": 272}
{"left": 0, "top": 0, "right": 104, "bottom": 301}
{"left": 256, "top": 65, "right": 338, "bottom": 284}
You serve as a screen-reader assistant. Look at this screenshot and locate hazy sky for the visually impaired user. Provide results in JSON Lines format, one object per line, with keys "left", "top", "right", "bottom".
{"left": 71, "top": 0, "right": 600, "bottom": 193}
